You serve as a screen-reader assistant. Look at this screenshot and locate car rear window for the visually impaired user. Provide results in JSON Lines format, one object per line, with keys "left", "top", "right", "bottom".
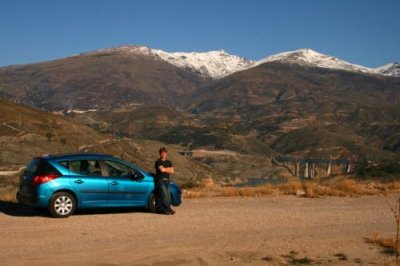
{"left": 38, "top": 160, "right": 60, "bottom": 175}
{"left": 25, "top": 158, "right": 60, "bottom": 176}
{"left": 25, "top": 158, "right": 42, "bottom": 175}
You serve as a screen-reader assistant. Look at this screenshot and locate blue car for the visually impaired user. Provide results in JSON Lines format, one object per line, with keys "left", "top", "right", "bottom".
{"left": 17, "top": 153, "right": 181, "bottom": 218}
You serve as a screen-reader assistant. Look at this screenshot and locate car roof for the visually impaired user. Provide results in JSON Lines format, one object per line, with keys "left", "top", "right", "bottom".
{"left": 34, "top": 152, "right": 148, "bottom": 174}
{"left": 41, "top": 152, "right": 116, "bottom": 161}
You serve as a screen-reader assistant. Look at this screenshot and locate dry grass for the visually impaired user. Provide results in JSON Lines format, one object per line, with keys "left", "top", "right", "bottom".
{"left": 183, "top": 190, "right": 215, "bottom": 198}
{"left": 0, "top": 187, "right": 17, "bottom": 202}
{"left": 277, "top": 180, "right": 303, "bottom": 195}
{"left": 182, "top": 176, "right": 400, "bottom": 199}
{"left": 0, "top": 173, "right": 19, "bottom": 202}
{"left": 388, "top": 182, "right": 400, "bottom": 190}
{"left": 182, "top": 183, "right": 277, "bottom": 198}
{"left": 219, "top": 185, "right": 276, "bottom": 197}
{"left": 366, "top": 233, "right": 397, "bottom": 254}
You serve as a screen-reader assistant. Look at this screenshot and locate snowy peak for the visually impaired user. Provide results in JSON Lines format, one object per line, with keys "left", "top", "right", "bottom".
{"left": 254, "top": 48, "right": 374, "bottom": 74}
{"left": 93, "top": 45, "right": 253, "bottom": 78}
{"left": 374, "top": 63, "right": 400, "bottom": 78}
{"left": 150, "top": 48, "right": 253, "bottom": 78}
{"left": 90, "top": 46, "right": 399, "bottom": 79}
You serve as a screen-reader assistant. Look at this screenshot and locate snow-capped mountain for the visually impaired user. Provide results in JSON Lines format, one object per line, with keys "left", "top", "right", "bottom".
{"left": 374, "top": 63, "right": 400, "bottom": 78}
{"left": 151, "top": 48, "right": 253, "bottom": 78}
{"left": 252, "top": 48, "right": 376, "bottom": 75}
{"left": 90, "top": 46, "right": 399, "bottom": 79}
{"left": 92, "top": 46, "right": 253, "bottom": 78}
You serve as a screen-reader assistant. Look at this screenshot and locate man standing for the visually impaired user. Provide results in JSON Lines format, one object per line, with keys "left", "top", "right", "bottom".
{"left": 154, "top": 147, "right": 175, "bottom": 215}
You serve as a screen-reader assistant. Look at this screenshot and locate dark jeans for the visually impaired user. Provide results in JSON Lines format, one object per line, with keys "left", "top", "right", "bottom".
{"left": 155, "top": 178, "right": 171, "bottom": 213}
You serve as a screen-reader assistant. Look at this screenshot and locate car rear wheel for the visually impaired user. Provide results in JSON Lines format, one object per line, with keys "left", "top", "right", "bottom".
{"left": 49, "top": 192, "right": 76, "bottom": 218}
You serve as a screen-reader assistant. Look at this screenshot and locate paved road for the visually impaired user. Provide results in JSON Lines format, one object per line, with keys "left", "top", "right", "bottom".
{"left": 0, "top": 196, "right": 395, "bottom": 265}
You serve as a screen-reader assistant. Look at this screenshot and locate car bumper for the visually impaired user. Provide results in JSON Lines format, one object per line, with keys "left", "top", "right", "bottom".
{"left": 16, "top": 185, "right": 52, "bottom": 208}
{"left": 16, "top": 191, "right": 38, "bottom": 206}
{"left": 170, "top": 184, "right": 182, "bottom": 206}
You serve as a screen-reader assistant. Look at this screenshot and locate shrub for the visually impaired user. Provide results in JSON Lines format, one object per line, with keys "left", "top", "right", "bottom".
{"left": 356, "top": 161, "right": 400, "bottom": 181}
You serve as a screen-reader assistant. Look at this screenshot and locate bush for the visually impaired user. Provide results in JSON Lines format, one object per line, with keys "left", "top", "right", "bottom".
{"left": 356, "top": 161, "right": 400, "bottom": 181}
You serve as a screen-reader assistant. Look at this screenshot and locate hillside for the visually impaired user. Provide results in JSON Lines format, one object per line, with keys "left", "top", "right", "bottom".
{"left": 72, "top": 104, "right": 200, "bottom": 139}
{"left": 186, "top": 62, "right": 400, "bottom": 160}
{"left": 1, "top": 99, "right": 283, "bottom": 184}
{"left": 0, "top": 48, "right": 210, "bottom": 111}
{"left": 0, "top": 98, "right": 106, "bottom": 166}
{"left": 0, "top": 99, "right": 215, "bottom": 183}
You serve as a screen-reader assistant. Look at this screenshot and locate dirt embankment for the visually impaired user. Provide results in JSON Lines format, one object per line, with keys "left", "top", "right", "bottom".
{"left": 0, "top": 195, "right": 396, "bottom": 265}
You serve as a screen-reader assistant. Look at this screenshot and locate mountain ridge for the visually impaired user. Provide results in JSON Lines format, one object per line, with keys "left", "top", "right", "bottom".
{"left": 83, "top": 45, "right": 400, "bottom": 78}
{"left": 374, "top": 62, "right": 400, "bottom": 77}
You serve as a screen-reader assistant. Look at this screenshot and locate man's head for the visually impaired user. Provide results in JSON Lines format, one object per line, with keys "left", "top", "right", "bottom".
{"left": 159, "top": 147, "right": 168, "bottom": 160}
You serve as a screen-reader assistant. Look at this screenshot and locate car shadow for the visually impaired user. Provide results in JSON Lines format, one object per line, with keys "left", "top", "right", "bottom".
{"left": 0, "top": 201, "right": 159, "bottom": 217}
{"left": 74, "top": 207, "right": 154, "bottom": 216}
{"left": 0, "top": 201, "right": 45, "bottom": 217}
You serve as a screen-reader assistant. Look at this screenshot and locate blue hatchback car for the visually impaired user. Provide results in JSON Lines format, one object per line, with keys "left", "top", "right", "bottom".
{"left": 17, "top": 153, "right": 181, "bottom": 218}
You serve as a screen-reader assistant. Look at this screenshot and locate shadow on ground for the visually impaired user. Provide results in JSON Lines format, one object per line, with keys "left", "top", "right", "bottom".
{"left": 0, "top": 201, "right": 156, "bottom": 217}
{"left": 0, "top": 201, "right": 44, "bottom": 217}
{"left": 74, "top": 207, "right": 152, "bottom": 216}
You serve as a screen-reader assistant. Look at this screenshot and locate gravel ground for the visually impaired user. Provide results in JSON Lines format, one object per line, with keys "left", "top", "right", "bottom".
{"left": 0, "top": 195, "right": 396, "bottom": 265}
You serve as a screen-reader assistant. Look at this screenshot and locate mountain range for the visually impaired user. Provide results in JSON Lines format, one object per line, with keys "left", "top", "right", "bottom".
{"left": 0, "top": 45, "right": 399, "bottom": 165}
{"left": 81, "top": 46, "right": 400, "bottom": 79}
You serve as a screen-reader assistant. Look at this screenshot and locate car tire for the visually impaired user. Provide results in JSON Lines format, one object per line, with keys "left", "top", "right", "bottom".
{"left": 49, "top": 192, "right": 76, "bottom": 218}
{"left": 147, "top": 192, "right": 157, "bottom": 213}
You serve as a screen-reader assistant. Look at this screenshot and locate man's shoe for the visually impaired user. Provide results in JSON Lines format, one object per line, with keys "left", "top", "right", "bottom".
{"left": 169, "top": 209, "right": 176, "bottom": 215}
{"left": 159, "top": 209, "right": 171, "bottom": 215}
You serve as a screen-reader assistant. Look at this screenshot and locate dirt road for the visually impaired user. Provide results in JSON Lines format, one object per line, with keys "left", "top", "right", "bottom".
{"left": 0, "top": 196, "right": 396, "bottom": 265}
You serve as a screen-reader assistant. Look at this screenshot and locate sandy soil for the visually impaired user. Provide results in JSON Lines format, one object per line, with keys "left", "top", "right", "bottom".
{"left": 0, "top": 195, "right": 396, "bottom": 265}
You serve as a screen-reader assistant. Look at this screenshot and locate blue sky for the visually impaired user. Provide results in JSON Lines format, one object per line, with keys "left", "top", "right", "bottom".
{"left": 0, "top": 0, "right": 399, "bottom": 68}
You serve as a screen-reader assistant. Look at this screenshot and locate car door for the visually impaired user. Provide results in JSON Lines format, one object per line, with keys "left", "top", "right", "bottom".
{"left": 66, "top": 160, "right": 109, "bottom": 207}
{"left": 102, "top": 160, "right": 149, "bottom": 206}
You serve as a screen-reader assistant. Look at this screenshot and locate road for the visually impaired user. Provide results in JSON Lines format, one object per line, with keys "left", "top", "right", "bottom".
{"left": 0, "top": 195, "right": 396, "bottom": 265}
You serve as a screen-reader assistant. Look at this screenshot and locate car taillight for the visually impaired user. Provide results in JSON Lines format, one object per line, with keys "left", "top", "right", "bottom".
{"left": 33, "top": 174, "right": 60, "bottom": 185}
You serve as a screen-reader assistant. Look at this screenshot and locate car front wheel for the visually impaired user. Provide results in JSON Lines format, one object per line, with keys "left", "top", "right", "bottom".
{"left": 49, "top": 192, "right": 76, "bottom": 218}
{"left": 147, "top": 192, "right": 157, "bottom": 213}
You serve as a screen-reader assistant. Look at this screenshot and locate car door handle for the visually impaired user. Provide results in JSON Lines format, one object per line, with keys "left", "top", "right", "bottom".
{"left": 74, "top": 180, "right": 84, "bottom": 184}
{"left": 110, "top": 181, "right": 119, "bottom": 185}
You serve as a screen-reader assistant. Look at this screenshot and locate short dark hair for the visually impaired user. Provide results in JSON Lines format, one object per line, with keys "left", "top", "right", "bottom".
{"left": 159, "top": 147, "right": 168, "bottom": 154}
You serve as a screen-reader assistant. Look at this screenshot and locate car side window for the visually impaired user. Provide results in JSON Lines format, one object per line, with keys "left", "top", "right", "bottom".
{"left": 103, "top": 160, "right": 132, "bottom": 177}
{"left": 59, "top": 161, "right": 69, "bottom": 169}
{"left": 66, "top": 160, "right": 102, "bottom": 176}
